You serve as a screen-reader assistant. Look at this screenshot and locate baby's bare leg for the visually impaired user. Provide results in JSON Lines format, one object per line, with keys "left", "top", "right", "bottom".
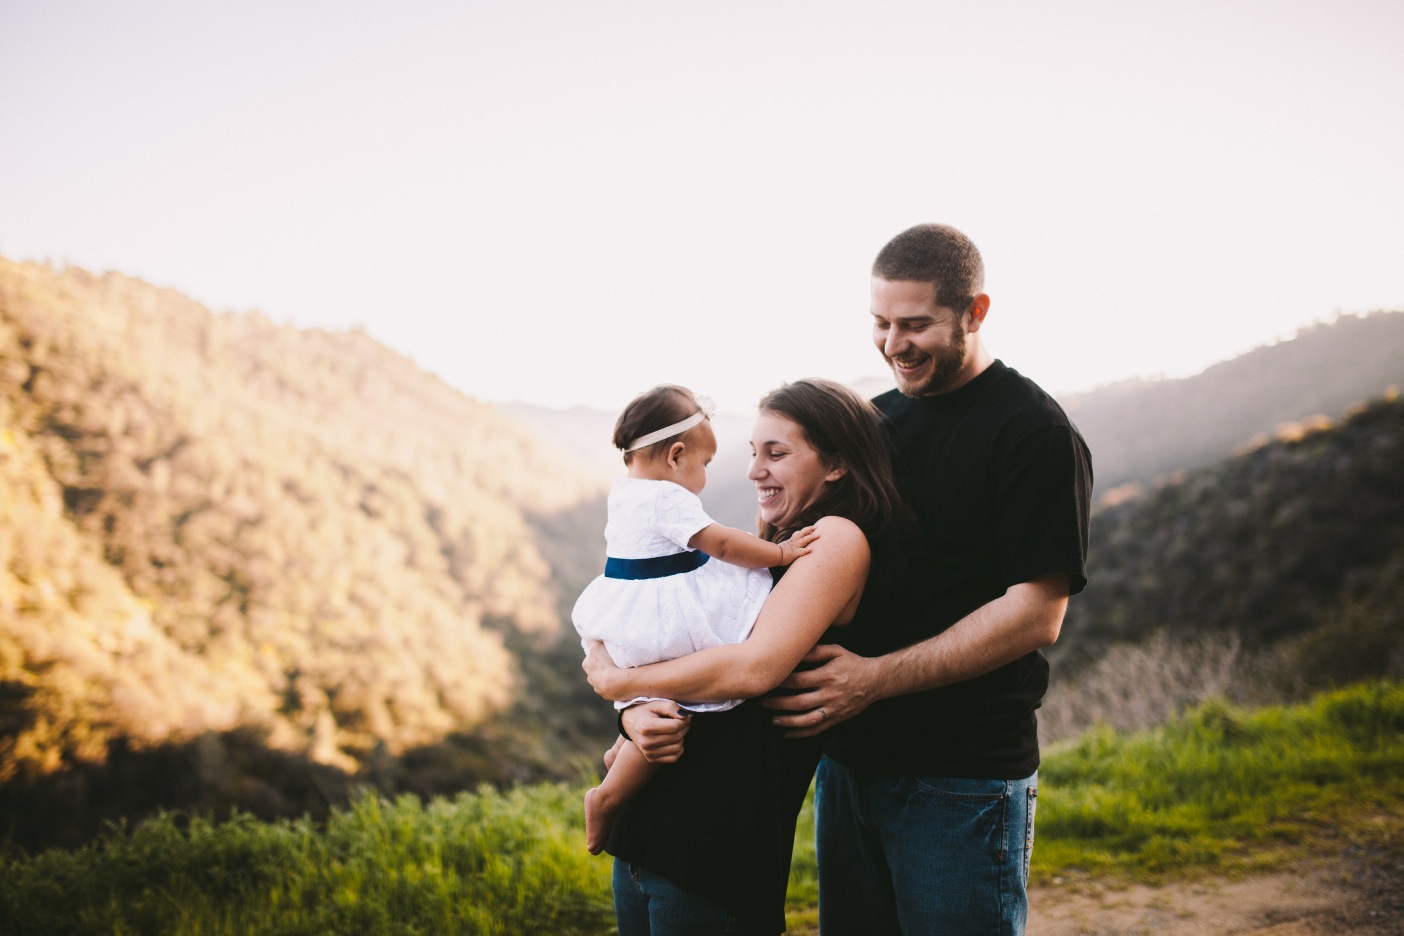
{"left": 603, "top": 733, "right": 626, "bottom": 771}
{"left": 585, "top": 740, "right": 658, "bottom": 855}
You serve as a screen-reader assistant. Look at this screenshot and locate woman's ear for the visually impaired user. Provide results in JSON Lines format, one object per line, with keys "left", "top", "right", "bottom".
{"left": 825, "top": 458, "right": 848, "bottom": 483}
{"left": 667, "top": 441, "right": 687, "bottom": 468}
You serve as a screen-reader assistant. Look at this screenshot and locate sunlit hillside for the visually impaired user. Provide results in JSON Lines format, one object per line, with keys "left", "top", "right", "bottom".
{"left": 0, "top": 259, "right": 610, "bottom": 822}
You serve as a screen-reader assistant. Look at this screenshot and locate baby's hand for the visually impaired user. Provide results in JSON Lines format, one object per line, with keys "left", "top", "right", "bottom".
{"left": 777, "top": 526, "right": 820, "bottom": 565}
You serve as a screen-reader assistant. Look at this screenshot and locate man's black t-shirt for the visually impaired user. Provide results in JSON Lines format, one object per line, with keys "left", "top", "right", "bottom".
{"left": 825, "top": 360, "right": 1092, "bottom": 778}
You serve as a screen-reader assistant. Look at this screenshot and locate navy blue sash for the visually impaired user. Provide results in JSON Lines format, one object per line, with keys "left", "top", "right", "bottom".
{"left": 605, "top": 550, "right": 711, "bottom": 580}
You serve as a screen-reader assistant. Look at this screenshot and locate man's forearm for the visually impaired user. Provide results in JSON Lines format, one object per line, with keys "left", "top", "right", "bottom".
{"left": 868, "top": 575, "right": 1070, "bottom": 702}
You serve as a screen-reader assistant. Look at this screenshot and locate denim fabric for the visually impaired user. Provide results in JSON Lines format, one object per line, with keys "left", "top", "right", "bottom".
{"left": 815, "top": 756, "right": 1038, "bottom": 935}
{"left": 613, "top": 860, "right": 761, "bottom": 935}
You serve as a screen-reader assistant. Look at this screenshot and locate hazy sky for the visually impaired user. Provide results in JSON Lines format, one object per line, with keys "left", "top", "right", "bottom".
{"left": 3, "top": 0, "right": 1401, "bottom": 414}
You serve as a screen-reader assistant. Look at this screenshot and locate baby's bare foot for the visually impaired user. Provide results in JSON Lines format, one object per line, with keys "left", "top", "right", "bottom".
{"left": 584, "top": 786, "right": 620, "bottom": 855}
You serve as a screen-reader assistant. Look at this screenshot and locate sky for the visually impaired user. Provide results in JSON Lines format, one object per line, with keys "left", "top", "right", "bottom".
{"left": 2, "top": 0, "right": 1402, "bottom": 415}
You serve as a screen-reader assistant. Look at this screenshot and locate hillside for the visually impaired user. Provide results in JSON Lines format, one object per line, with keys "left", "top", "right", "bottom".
{"left": 1063, "top": 310, "right": 1404, "bottom": 493}
{"left": 0, "top": 259, "right": 614, "bottom": 844}
{"left": 1062, "top": 394, "right": 1404, "bottom": 651}
{"left": 1039, "top": 393, "right": 1404, "bottom": 741}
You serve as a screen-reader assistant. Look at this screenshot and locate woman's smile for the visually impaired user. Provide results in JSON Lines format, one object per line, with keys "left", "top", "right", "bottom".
{"left": 748, "top": 411, "right": 838, "bottom": 530}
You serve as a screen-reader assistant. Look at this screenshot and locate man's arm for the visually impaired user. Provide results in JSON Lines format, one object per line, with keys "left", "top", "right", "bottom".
{"left": 764, "top": 572, "right": 1071, "bottom": 737}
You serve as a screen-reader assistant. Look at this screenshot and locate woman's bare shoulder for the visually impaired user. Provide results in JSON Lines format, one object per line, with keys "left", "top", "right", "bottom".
{"left": 809, "top": 515, "right": 870, "bottom": 558}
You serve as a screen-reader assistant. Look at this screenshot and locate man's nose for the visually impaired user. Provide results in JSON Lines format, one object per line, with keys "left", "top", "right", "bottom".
{"left": 884, "top": 327, "right": 906, "bottom": 357}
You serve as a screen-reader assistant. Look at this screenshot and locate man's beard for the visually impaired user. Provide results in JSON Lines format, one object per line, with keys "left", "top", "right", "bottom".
{"left": 894, "top": 322, "right": 967, "bottom": 397}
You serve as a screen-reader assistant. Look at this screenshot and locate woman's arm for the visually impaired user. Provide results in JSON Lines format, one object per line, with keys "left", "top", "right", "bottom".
{"left": 688, "top": 522, "right": 818, "bottom": 568}
{"left": 584, "top": 515, "right": 870, "bottom": 703}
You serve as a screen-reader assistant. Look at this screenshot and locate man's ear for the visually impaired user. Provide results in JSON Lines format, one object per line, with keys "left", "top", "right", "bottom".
{"left": 667, "top": 441, "right": 686, "bottom": 468}
{"left": 965, "top": 293, "right": 991, "bottom": 333}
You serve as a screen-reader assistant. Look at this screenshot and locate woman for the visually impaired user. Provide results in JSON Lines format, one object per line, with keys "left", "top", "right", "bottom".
{"left": 583, "top": 378, "right": 903, "bottom": 935}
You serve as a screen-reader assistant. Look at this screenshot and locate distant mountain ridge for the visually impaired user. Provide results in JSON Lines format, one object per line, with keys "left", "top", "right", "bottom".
{"left": 1062, "top": 310, "right": 1404, "bottom": 493}
{"left": 501, "top": 402, "right": 761, "bottom": 529}
{"left": 505, "top": 310, "right": 1404, "bottom": 514}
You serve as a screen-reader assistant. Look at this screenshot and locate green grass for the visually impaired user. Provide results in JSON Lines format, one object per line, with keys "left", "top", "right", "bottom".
{"left": 0, "top": 784, "right": 613, "bottom": 935}
{"left": 2, "top": 682, "right": 1400, "bottom": 934}
{"left": 1034, "top": 680, "right": 1404, "bottom": 880}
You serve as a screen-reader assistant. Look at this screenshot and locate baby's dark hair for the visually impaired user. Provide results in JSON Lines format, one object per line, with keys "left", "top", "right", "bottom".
{"left": 613, "top": 384, "right": 706, "bottom": 465}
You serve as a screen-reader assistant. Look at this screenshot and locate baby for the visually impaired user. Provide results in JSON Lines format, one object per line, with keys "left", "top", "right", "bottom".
{"left": 572, "top": 385, "right": 816, "bottom": 854}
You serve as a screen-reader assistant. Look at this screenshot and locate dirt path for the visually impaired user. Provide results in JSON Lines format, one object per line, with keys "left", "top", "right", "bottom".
{"left": 787, "top": 820, "right": 1402, "bottom": 935}
{"left": 1028, "top": 837, "right": 1403, "bottom": 935}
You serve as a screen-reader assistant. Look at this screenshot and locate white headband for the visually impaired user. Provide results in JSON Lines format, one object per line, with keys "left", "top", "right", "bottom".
{"left": 624, "top": 395, "right": 716, "bottom": 452}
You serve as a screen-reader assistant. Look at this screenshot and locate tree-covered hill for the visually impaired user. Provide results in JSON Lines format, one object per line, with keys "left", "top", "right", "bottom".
{"left": 0, "top": 259, "right": 612, "bottom": 844}
{"left": 1056, "top": 393, "right": 1404, "bottom": 678}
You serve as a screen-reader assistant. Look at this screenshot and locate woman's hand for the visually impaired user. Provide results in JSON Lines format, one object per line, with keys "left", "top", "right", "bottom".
{"left": 621, "top": 700, "right": 692, "bottom": 763}
{"left": 582, "top": 640, "right": 624, "bottom": 700}
{"left": 761, "top": 643, "right": 882, "bottom": 738}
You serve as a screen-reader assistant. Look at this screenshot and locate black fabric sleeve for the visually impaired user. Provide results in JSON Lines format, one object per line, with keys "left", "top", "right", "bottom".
{"left": 995, "top": 423, "right": 1093, "bottom": 595}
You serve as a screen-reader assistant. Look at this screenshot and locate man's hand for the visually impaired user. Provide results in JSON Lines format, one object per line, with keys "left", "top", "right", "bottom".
{"left": 620, "top": 700, "right": 692, "bottom": 763}
{"left": 582, "top": 640, "right": 622, "bottom": 700}
{"left": 761, "top": 643, "right": 883, "bottom": 738}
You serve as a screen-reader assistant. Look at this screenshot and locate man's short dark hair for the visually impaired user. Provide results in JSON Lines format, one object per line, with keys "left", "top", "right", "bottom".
{"left": 872, "top": 224, "right": 985, "bottom": 312}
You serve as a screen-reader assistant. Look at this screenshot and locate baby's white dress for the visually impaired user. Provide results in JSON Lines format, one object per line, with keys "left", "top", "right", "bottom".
{"left": 572, "top": 478, "right": 773, "bottom": 712}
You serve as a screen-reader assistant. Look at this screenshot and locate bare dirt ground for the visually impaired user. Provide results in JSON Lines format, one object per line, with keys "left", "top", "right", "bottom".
{"left": 1027, "top": 826, "right": 1404, "bottom": 935}
{"left": 786, "top": 817, "right": 1403, "bottom": 935}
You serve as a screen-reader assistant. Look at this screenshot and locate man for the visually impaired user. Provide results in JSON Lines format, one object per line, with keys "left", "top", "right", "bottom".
{"left": 626, "top": 223, "right": 1092, "bottom": 934}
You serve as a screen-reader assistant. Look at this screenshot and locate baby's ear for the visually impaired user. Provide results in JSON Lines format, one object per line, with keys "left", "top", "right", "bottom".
{"left": 667, "top": 440, "right": 687, "bottom": 468}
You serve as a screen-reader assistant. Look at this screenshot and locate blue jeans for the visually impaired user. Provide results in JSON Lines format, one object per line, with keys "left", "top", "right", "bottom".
{"left": 613, "top": 860, "right": 759, "bottom": 935}
{"left": 815, "top": 756, "right": 1038, "bottom": 935}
